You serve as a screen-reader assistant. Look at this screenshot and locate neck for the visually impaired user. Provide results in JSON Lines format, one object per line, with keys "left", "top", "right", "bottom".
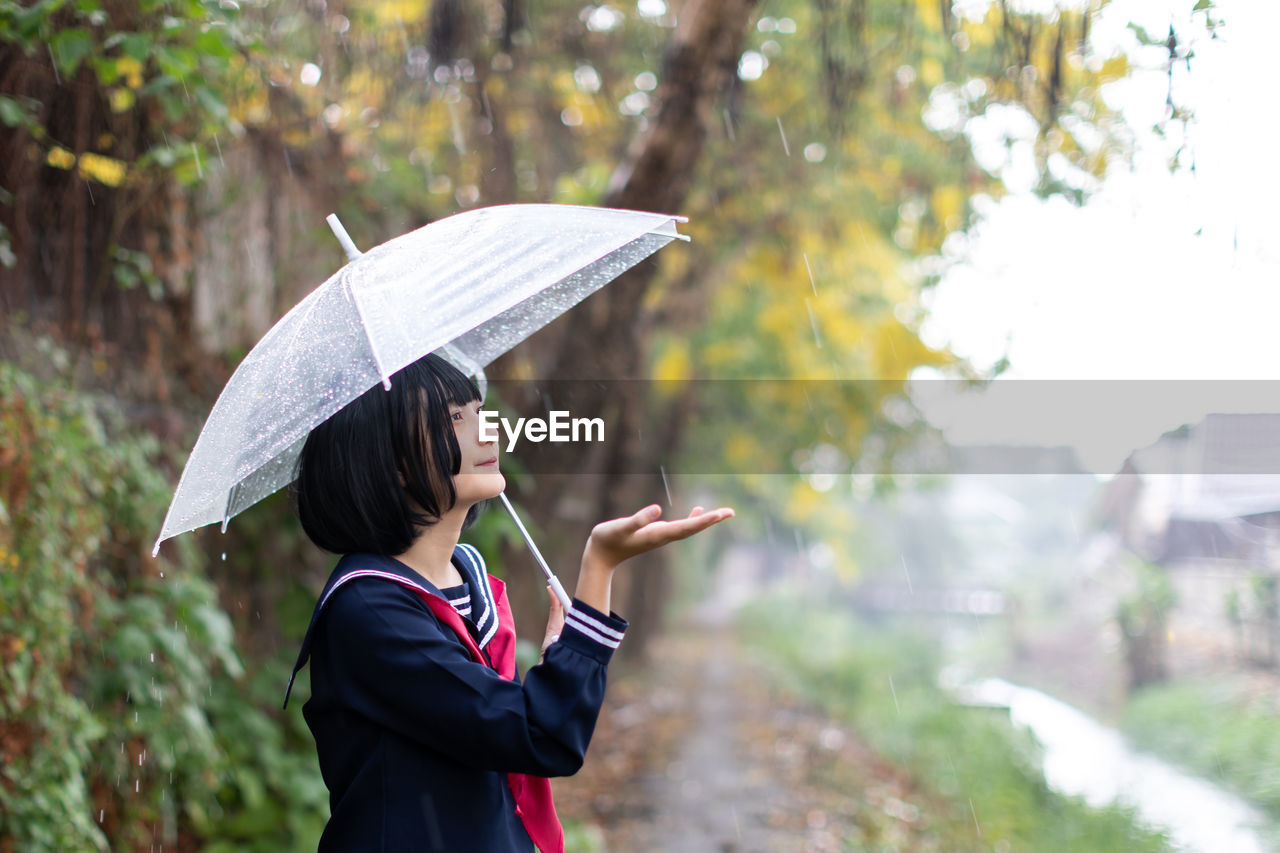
{"left": 394, "top": 504, "right": 471, "bottom": 589}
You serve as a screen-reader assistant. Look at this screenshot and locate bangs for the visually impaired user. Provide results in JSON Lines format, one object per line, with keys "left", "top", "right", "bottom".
{"left": 398, "top": 354, "right": 482, "bottom": 408}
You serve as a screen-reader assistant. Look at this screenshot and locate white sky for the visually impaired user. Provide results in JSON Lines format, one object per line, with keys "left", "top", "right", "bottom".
{"left": 913, "top": 0, "right": 1280, "bottom": 472}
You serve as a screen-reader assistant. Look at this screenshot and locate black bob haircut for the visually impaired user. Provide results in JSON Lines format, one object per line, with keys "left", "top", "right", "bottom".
{"left": 294, "top": 353, "right": 484, "bottom": 556}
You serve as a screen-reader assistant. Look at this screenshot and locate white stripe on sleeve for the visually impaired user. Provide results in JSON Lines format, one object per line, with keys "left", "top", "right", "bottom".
{"left": 564, "top": 610, "right": 622, "bottom": 649}
{"left": 567, "top": 607, "right": 625, "bottom": 642}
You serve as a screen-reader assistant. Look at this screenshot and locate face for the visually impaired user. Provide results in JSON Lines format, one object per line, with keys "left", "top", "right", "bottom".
{"left": 449, "top": 399, "right": 505, "bottom": 506}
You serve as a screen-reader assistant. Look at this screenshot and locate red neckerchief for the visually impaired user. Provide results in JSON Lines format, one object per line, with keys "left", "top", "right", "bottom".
{"left": 410, "top": 575, "right": 564, "bottom": 853}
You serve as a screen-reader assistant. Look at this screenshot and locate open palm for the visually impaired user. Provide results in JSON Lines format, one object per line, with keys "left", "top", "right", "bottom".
{"left": 587, "top": 504, "right": 734, "bottom": 568}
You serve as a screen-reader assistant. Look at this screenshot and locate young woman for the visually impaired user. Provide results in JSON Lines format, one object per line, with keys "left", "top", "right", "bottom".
{"left": 283, "top": 353, "right": 732, "bottom": 852}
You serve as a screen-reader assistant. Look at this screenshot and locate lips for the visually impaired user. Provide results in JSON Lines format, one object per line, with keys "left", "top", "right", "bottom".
{"left": 476, "top": 457, "right": 498, "bottom": 467}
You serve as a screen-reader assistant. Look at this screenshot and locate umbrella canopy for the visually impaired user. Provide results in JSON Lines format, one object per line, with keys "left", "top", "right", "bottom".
{"left": 154, "top": 203, "right": 686, "bottom": 555}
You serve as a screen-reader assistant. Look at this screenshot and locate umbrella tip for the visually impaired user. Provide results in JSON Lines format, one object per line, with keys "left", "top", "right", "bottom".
{"left": 326, "top": 213, "right": 363, "bottom": 262}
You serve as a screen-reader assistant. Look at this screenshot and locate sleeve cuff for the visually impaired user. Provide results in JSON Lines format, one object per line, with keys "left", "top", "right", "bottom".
{"left": 558, "top": 599, "right": 629, "bottom": 663}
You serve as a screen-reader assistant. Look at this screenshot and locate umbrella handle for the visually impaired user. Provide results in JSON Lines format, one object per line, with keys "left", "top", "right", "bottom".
{"left": 498, "top": 492, "right": 573, "bottom": 611}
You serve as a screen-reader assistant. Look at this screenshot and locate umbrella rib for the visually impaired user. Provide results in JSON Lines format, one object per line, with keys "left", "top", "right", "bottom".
{"left": 345, "top": 276, "right": 394, "bottom": 391}
{"left": 222, "top": 480, "right": 241, "bottom": 533}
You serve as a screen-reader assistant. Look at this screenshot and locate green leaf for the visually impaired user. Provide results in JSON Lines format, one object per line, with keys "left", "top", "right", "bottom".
{"left": 1126, "top": 22, "right": 1161, "bottom": 46}
{"left": 120, "top": 32, "right": 150, "bottom": 64}
{"left": 10, "top": 1, "right": 58, "bottom": 40}
{"left": 0, "top": 95, "right": 28, "bottom": 128}
{"left": 139, "top": 73, "right": 177, "bottom": 97}
{"left": 194, "top": 85, "right": 228, "bottom": 121}
{"left": 194, "top": 26, "right": 233, "bottom": 59}
{"left": 50, "top": 28, "right": 94, "bottom": 77}
{"left": 156, "top": 44, "right": 196, "bottom": 76}
{"left": 89, "top": 55, "right": 118, "bottom": 84}
{"left": 1192, "top": 0, "right": 1212, "bottom": 10}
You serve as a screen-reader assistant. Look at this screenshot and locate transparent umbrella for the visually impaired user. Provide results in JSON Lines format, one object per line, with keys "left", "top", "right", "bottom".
{"left": 153, "top": 203, "right": 687, "bottom": 605}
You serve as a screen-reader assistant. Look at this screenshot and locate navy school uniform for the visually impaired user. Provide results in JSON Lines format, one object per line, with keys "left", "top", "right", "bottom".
{"left": 285, "top": 544, "right": 628, "bottom": 852}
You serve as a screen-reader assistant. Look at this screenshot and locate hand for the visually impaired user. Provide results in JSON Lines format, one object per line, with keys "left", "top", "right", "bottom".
{"left": 585, "top": 504, "right": 735, "bottom": 573}
{"left": 541, "top": 585, "right": 565, "bottom": 659}
{"left": 574, "top": 504, "right": 734, "bottom": 616}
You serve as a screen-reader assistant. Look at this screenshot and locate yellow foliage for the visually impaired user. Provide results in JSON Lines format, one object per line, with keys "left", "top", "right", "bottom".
{"left": 370, "top": 0, "right": 429, "bottom": 25}
{"left": 77, "top": 152, "right": 126, "bottom": 187}
{"left": 653, "top": 340, "right": 691, "bottom": 383}
{"left": 552, "top": 70, "right": 578, "bottom": 97}
{"left": 784, "top": 479, "right": 825, "bottom": 524}
{"left": 725, "top": 432, "right": 760, "bottom": 471}
{"left": 46, "top": 146, "right": 76, "bottom": 170}
{"left": 116, "top": 56, "right": 144, "bottom": 89}
{"left": 1099, "top": 55, "right": 1129, "bottom": 82}
{"left": 919, "top": 58, "right": 944, "bottom": 88}
{"left": 931, "top": 185, "right": 964, "bottom": 226}
{"left": 872, "top": 317, "right": 951, "bottom": 378}
{"left": 702, "top": 339, "right": 747, "bottom": 369}
{"left": 344, "top": 69, "right": 388, "bottom": 108}
{"left": 757, "top": 296, "right": 807, "bottom": 342}
{"left": 570, "top": 93, "right": 608, "bottom": 131}
{"left": 963, "top": 16, "right": 997, "bottom": 48}
{"left": 109, "top": 88, "right": 135, "bottom": 113}
{"left": 914, "top": 0, "right": 943, "bottom": 31}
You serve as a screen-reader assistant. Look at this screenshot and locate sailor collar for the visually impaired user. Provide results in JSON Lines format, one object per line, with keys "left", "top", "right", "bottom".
{"left": 283, "top": 543, "right": 498, "bottom": 708}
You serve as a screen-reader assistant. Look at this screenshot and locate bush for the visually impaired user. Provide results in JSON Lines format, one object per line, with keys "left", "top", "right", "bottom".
{"left": 1124, "top": 679, "right": 1280, "bottom": 820}
{"left": 0, "top": 361, "right": 327, "bottom": 850}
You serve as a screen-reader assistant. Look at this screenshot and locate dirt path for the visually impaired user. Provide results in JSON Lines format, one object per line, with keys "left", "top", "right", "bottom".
{"left": 555, "top": 619, "right": 949, "bottom": 852}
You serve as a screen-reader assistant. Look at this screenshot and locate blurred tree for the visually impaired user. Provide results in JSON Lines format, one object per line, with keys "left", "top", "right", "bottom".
{"left": 0, "top": 0, "right": 253, "bottom": 384}
{"left": 0, "top": 0, "right": 1220, "bottom": 846}
{"left": 2, "top": 0, "right": 1212, "bottom": 648}
{"left": 1116, "top": 559, "right": 1176, "bottom": 691}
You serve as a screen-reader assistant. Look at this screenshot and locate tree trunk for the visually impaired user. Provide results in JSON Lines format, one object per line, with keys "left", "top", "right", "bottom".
{"left": 497, "top": 0, "right": 759, "bottom": 657}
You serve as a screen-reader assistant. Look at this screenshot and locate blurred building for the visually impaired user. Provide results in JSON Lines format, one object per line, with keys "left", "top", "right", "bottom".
{"left": 1092, "top": 414, "right": 1280, "bottom": 670}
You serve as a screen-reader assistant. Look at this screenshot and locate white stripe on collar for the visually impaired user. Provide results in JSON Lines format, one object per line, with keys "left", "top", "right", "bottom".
{"left": 318, "top": 568, "right": 432, "bottom": 612}
{"left": 456, "top": 544, "right": 498, "bottom": 649}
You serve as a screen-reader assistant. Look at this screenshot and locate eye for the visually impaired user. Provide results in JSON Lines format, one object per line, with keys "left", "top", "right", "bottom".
{"left": 450, "top": 410, "right": 464, "bottom": 422}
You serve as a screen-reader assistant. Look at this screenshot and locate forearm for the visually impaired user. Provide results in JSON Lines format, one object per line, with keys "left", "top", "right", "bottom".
{"left": 574, "top": 548, "right": 616, "bottom": 614}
